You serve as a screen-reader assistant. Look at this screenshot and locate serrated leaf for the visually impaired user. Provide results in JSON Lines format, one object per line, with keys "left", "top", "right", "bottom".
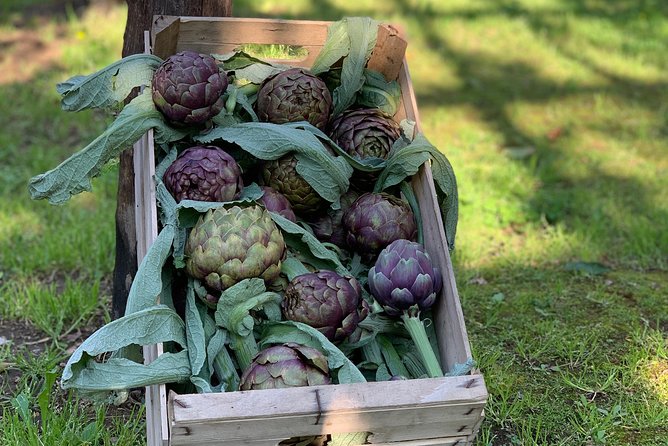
{"left": 124, "top": 225, "right": 175, "bottom": 315}
{"left": 185, "top": 280, "right": 206, "bottom": 377}
{"left": 329, "top": 432, "right": 370, "bottom": 446}
{"left": 28, "top": 90, "right": 186, "bottom": 205}
{"left": 57, "top": 54, "right": 163, "bottom": 112}
{"left": 357, "top": 69, "right": 402, "bottom": 115}
{"left": 332, "top": 17, "right": 379, "bottom": 116}
{"left": 195, "top": 122, "right": 352, "bottom": 209}
{"left": 375, "top": 133, "right": 459, "bottom": 250}
{"left": 61, "top": 305, "right": 191, "bottom": 394}
{"left": 269, "top": 211, "right": 350, "bottom": 276}
{"left": 310, "top": 20, "right": 350, "bottom": 75}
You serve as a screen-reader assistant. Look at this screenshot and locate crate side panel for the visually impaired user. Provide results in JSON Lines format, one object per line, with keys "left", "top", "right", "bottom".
{"left": 171, "top": 375, "right": 486, "bottom": 423}
{"left": 412, "top": 165, "right": 472, "bottom": 370}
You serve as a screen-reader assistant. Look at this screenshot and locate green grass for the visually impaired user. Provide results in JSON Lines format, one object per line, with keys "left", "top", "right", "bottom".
{"left": 1, "top": 0, "right": 667, "bottom": 445}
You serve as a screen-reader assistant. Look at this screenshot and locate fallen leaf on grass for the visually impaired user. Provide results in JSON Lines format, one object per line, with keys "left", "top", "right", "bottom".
{"left": 564, "top": 261, "right": 611, "bottom": 276}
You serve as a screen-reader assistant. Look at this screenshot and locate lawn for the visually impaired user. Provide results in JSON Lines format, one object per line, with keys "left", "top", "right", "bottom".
{"left": 0, "top": 0, "right": 666, "bottom": 445}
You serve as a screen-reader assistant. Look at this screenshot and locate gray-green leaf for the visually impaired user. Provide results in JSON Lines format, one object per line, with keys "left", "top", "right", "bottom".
{"left": 28, "top": 90, "right": 184, "bottom": 205}
{"left": 214, "top": 278, "right": 282, "bottom": 337}
{"left": 195, "top": 122, "right": 352, "bottom": 209}
{"left": 57, "top": 54, "right": 163, "bottom": 112}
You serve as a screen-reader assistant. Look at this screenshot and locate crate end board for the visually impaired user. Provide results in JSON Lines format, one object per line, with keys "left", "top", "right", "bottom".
{"left": 151, "top": 16, "right": 408, "bottom": 82}
{"left": 135, "top": 15, "right": 487, "bottom": 446}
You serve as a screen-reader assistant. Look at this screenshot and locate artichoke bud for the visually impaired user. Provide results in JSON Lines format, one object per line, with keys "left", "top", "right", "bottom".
{"left": 151, "top": 51, "right": 228, "bottom": 125}
{"left": 262, "top": 155, "right": 326, "bottom": 216}
{"left": 259, "top": 186, "right": 297, "bottom": 223}
{"left": 239, "top": 343, "right": 331, "bottom": 390}
{"left": 342, "top": 192, "right": 417, "bottom": 256}
{"left": 185, "top": 205, "right": 285, "bottom": 298}
{"left": 367, "top": 239, "right": 442, "bottom": 316}
{"left": 282, "top": 270, "right": 367, "bottom": 343}
{"left": 327, "top": 107, "right": 401, "bottom": 189}
{"left": 163, "top": 145, "right": 243, "bottom": 203}
{"left": 255, "top": 68, "right": 332, "bottom": 130}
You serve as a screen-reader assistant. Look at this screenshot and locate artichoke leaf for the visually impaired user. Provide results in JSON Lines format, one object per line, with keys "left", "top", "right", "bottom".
{"left": 196, "top": 122, "right": 352, "bottom": 209}
{"left": 214, "top": 278, "right": 282, "bottom": 337}
{"left": 57, "top": 53, "right": 163, "bottom": 112}
{"left": 269, "top": 212, "right": 350, "bottom": 276}
{"left": 285, "top": 122, "right": 386, "bottom": 172}
{"left": 374, "top": 133, "right": 459, "bottom": 250}
{"left": 332, "top": 17, "right": 379, "bottom": 116}
{"left": 185, "top": 280, "right": 207, "bottom": 378}
{"left": 311, "top": 20, "right": 350, "bottom": 75}
{"left": 28, "top": 90, "right": 186, "bottom": 205}
{"left": 260, "top": 321, "right": 366, "bottom": 384}
{"left": 174, "top": 183, "right": 263, "bottom": 229}
{"left": 61, "top": 305, "right": 191, "bottom": 395}
{"left": 123, "top": 224, "right": 175, "bottom": 315}
{"left": 356, "top": 69, "right": 402, "bottom": 116}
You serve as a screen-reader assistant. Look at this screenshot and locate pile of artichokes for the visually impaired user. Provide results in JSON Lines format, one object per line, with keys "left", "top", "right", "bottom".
{"left": 151, "top": 45, "right": 449, "bottom": 392}
{"left": 39, "top": 19, "right": 459, "bottom": 409}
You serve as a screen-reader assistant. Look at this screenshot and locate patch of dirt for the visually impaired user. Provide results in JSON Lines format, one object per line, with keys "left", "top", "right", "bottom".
{"left": 0, "top": 319, "right": 49, "bottom": 355}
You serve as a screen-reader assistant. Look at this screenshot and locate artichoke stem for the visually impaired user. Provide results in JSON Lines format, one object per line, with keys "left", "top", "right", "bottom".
{"left": 213, "top": 346, "right": 240, "bottom": 391}
{"left": 361, "top": 339, "right": 384, "bottom": 366}
{"left": 229, "top": 332, "right": 259, "bottom": 373}
{"left": 400, "top": 312, "right": 443, "bottom": 378}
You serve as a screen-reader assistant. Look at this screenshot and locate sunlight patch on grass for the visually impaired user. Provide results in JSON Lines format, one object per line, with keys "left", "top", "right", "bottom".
{"left": 0, "top": 208, "right": 42, "bottom": 243}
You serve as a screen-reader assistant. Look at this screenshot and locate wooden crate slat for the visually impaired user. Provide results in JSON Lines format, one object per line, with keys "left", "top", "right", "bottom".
{"left": 412, "top": 165, "right": 473, "bottom": 371}
{"left": 170, "top": 375, "right": 485, "bottom": 423}
{"left": 366, "top": 418, "right": 480, "bottom": 443}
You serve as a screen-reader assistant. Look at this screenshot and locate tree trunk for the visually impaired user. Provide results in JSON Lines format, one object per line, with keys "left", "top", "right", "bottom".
{"left": 113, "top": 0, "right": 233, "bottom": 319}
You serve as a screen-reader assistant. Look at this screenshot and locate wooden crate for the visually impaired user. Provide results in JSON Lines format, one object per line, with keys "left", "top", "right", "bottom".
{"left": 133, "top": 15, "right": 488, "bottom": 446}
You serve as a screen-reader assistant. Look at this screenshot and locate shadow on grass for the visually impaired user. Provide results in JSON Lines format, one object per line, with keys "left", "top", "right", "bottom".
{"left": 236, "top": 0, "right": 668, "bottom": 270}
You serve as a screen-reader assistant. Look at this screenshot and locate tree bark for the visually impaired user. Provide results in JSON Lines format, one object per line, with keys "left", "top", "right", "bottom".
{"left": 113, "top": 0, "right": 233, "bottom": 319}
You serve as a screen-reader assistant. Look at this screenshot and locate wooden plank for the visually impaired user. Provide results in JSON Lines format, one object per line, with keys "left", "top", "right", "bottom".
{"left": 152, "top": 15, "right": 181, "bottom": 59}
{"left": 412, "top": 164, "right": 473, "bottom": 371}
{"left": 367, "top": 417, "right": 482, "bottom": 443}
{"left": 177, "top": 17, "right": 331, "bottom": 47}
{"left": 170, "top": 376, "right": 485, "bottom": 444}
{"left": 171, "top": 375, "right": 485, "bottom": 423}
{"left": 370, "top": 437, "right": 471, "bottom": 446}
{"left": 367, "top": 24, "right": 408, "bottom": 81}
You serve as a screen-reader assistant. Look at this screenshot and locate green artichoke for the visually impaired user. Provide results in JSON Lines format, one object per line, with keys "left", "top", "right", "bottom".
{"left": 262, "top": 155, "right": 325, "bottom": 216}
{"left": 327, "top": 107, "right": 401, "bottom": 161}
{"left": 259, "top": 186, "right": 297, "bottom": 223}
{"left": 163, "top": 145, "right": 243, "bottom": 203}
{"left": 151, "top": 51, "right": 227, "bottom": 125}
{"left": 282, "top": 270, "right": 367, "bottom": 343}
{"left": 239, "top": 343, "right": 331, "bottom": 390}
{"left": 342, "top": 192, "right": 417, "bottom": 255}
{"left": 185, "top": 205, "right": 285, "bottom": 294}
{"left": 255, "top": 68, "right": 332, "bottom": 130}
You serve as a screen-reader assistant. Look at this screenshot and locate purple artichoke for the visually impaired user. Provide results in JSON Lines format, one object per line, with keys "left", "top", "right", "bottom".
{"left": 152, "top": 51, "right": 227, "bottom": 125}
{"left": 367, "top": 239, "right": 444, "bottom": 378}
{"left": 282, "top": 270, "right": 367, "bottom": 343}
{"left": 262, "top": 155, "right": 325, "bottom": 216}
{"left": 255, "top": 68, "right": 332, "bottom": 130}
{"left": 239, "top": 343, "right": 331, "bottom": 390}
{"left": 163, "top": 145, "right": 243, "bottom": 202}
{"left": 259, "top": 186, "right": 297, "bottom": 223}
{"left": 367, "top": 239, "right": 442, "bottom": 317}
{"left": 328, "top": 108, "right": 401, "bottom": 161}
{"left": 308, "top": 189, "right": 359, "bottom": 247}
{"left": 342, "top": 192, "right": 417, "bottom": 255}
